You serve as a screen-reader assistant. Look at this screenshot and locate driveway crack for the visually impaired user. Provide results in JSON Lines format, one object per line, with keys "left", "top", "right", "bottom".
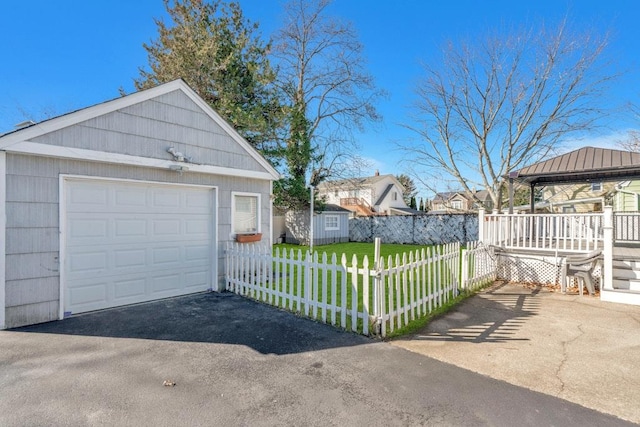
{"left": 555, "top": 324, "right": 585, "bottom": 397}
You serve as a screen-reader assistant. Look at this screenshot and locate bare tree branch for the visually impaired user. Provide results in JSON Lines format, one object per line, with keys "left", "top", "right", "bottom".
{"left": 400, "top": 19, "right": 615, "bottom": 208}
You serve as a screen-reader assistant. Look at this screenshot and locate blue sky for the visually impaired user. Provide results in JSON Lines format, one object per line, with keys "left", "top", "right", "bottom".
{"left": 1, "top": 1, "right": 639, "bottom": 196}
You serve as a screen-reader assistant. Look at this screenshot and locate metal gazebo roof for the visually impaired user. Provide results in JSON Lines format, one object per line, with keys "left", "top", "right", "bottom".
{"left": 510, "top": 147, "right": 640, "bottom": 186}
{"left": 507, "top": 146, "right": 640, "bottom": 213}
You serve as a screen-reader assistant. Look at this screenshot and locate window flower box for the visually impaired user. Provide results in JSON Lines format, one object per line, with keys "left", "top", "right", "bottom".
{"left": 235, "top": 233, "right": 262, "bottom": 243}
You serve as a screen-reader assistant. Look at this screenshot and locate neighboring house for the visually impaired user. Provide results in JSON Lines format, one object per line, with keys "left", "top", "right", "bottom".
{"left": 430, "top": 190, "right": 493, "bottom": 213}
{"left": 614, "top": 180, "right": 640, "bottom": 212}
{"left": 317, "top": 172, "right": 419, "bottom": 216}
{"left": 282, "top": 204, "right": 351, "bottom": 245}
{"left": 539, "top": 182, "right": 615, "bottom": 213}
{"left": 0, "top": 79, "right": 280, "bottom": 329}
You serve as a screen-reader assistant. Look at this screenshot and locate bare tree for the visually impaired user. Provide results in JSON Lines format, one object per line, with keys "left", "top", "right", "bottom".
{"left": 272, "top": 0, "right": 383, "bottom": 209}
{"left": 401, "top": 19, "right": 614, "bottom": 208}
{"left": 617, "top": 101, "right": 640, "bottom": 152}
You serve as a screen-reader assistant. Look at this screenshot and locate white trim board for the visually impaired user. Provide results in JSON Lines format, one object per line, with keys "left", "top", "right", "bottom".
{"left": 5, "top": 141, "right": 276, "bottom": 181}
{"left": 0, "top": 152, "right": 5, "bottom": 329}
{"left": 0, "top": 79, "right": 280, "bottom": 180}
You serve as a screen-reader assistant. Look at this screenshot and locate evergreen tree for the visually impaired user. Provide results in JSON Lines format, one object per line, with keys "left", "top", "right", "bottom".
{"left": 132, "top": 0, "right": 284, "bottom": 157}
{"left": 409, "top": 196, "right": 417, "bottom": 209}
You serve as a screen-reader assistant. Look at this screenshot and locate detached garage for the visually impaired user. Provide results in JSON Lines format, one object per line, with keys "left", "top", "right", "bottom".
{"left": 0, "top": 79, "right": 280, "bottom": 328}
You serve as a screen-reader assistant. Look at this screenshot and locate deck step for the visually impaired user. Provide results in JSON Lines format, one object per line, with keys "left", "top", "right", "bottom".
{"left": 601, "top": 288, "right": 640, "bottom": 305}
{"left": 612, "top": 278, "right": 640, "bottom": 291}
{"left": 613, "top": 259, "right": 640, "bottom": 269}
{"left": 612, "top": 268, "right": 640, "bottom": 280}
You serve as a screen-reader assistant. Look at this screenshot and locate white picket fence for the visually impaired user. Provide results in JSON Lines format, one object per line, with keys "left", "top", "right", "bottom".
{"left": 226, "top": 241, "right": 496, "bottom": 337}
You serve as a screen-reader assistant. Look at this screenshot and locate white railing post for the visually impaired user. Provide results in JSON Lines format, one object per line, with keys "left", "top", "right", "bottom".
{"left": 372, "top": 237, "right": 382, "bottom": 334}
{"left": 461, "top": 248, "right": 469, "bottom": 290}
{"left": 478, "top": 208, "right": 485, "bottom": 244}
{"left": 603, "top": 206, "right": 614, "bottom": 291}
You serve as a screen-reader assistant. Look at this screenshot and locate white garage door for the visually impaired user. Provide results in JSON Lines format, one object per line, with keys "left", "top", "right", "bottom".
{"left": 63, "top": 178, "right": 215, "bottom": 315}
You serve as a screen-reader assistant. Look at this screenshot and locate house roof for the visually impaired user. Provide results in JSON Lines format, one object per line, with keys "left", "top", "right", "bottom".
{"left": 374, "top": 184, "right": 394, "bottom": 206}
{"left": 0, "top": 79, "right": 281, "bottom": 180}
{"left": 317, "top": 174, "right": 405, "bottom": 192}
{"left": 321, "top": 204, "right": 351, "bottom": 213}
{"left": 511, "top": 147, "right": 640, "bottom": 186}
{"left": 389, "top": 207, "right": 426, "bottom": 215}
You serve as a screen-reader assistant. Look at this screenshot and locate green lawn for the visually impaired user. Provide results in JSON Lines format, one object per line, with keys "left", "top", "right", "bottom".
{"left": 274, "top": 242, "right": 434, "bottom": 266}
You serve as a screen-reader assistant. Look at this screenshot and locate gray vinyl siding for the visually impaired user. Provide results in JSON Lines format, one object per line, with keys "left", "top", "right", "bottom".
{"left": 314, "top": 212, "right": 349, "bottom": 245}
{"left": 285, "top": 211, "right": 349, "bottom": 245}
{"left": 4, "top": 153, "right": 270, "bottom": 328}
{"left": 30, "top": 89, "right": 267, "bottom": 173}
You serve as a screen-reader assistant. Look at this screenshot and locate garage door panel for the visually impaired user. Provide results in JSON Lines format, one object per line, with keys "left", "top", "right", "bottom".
{"left": 69, "top": 251, "right": 108, "bottom": 274}
{"left": 186, "top": 191, "right": 213, "bottom": 209}
{"left": 114, "top": 219, "right": 147, "bottom": 237}
{"left": 153, "top": 219, "right": 181, "bottom": 236}
{"left": 114, "top": 278, "right": 147, "bottom": 300}
{"left": 153, "top": 192, "right": 181, "bottom": 209}
{"left": 151, "top": 273, "right": 182, "bottom": 293}
{"left": 114, "top": 188, "right": 147, "bottom": 207}
{"left": 152, "top": 246, "right": 181, "bottom": 266}
{"left": 64, "top": 179, "right": 215, "bottom": 315}
{"left": 185, "top": 270, "right": 209, "bottom": 288}
{"left": 68, "top": 218, "right": 109, "bottom": 239}
{"left": 68, "top": 281, "right": 108, "bottom": 306}
{"left": 68, "top": 185, "right": 108, "bottom": 208}
{"left": 114, "top": 249, "right": 147, "bottom": 269}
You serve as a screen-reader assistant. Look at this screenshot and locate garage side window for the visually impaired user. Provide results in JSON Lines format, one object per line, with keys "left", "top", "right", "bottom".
{"left": 325, "top": 215, "right": 339, "bottom": 231}
{"left": 233, "top": 193, "right": 260, "bottom": 234}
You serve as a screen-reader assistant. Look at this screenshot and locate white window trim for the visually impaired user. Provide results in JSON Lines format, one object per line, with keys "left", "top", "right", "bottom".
{"left": 591, "top": 182, "right": 602, "bottom": 191}
{"left": 325, "top": 214, "right": 340, "bottom": 231}
{"left": 231, "top": 191, "right": 261, "bottom": 236}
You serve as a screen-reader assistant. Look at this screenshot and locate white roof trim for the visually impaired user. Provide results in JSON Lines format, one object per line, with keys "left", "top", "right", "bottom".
{"left": 0, "top": 79, "right": 280, "bottom": 180}
{"left": 4, "top": 141, "right": 276, "bottom": 181}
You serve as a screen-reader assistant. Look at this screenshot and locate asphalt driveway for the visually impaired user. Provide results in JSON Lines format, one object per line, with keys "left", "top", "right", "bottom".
{"left": 0, "top": 292, "right": 633, "bottom": 426}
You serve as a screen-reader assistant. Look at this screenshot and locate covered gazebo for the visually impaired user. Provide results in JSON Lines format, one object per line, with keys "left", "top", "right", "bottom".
{"left": 507, "top": 146, "right": 640, "bottom": 213}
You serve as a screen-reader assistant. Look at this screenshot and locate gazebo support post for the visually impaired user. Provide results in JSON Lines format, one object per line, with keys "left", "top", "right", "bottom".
{"left": 529, "top": 183, "right": 536, "bottom": 214}
{"left": 508, "top": 178, "right": 514, "bottom": 214}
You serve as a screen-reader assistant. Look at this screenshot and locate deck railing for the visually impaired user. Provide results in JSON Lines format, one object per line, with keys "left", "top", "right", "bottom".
{"left": 481, "top": 211, "right": 603, "bottom": 253}
{"left": 614, "top": 212, "right": 640, "bottom": 242}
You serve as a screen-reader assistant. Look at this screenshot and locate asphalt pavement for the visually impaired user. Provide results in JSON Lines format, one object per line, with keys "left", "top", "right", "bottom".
{"left": 0, "top": 292, "right": 634, "bottom": 426}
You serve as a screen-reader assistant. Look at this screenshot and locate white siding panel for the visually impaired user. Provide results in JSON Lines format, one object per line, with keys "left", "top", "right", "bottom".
{"left": 6, "top": 253, "right": 59, "bottom": 281}
{"left": 6, "top": 202, "right": 58, "bottom": 228}
{"left": 5, "top": 301, "right": 59, "bottom": 328}
{"left": 6, "top": 175, "right": 58, "bottom": 203}
{"left": 5, "top": 277, "right": 59, "bottom": 307}
{"left": 6, "top": 228, "right": 59, "bottom": 254}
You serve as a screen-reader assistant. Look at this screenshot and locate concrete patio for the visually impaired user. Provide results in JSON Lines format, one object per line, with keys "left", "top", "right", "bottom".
{"left": 392, "top": 281, "right": 640, "bottom": 424}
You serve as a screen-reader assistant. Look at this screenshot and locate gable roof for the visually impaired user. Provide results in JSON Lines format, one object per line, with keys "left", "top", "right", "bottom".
{"left": 432, "top": 191, "right": 471, "bottom": 202}
{"left": 0, "top": 79, "right": 280, "bottom": 180}
{"left": 511, "top": 146, "right": 640, "bottom": 186}
{"left": 374, "top": 184, "right": 394, "bottom": 206}
{"left": 317, "top": 173, "right": 405, "bottom": 192}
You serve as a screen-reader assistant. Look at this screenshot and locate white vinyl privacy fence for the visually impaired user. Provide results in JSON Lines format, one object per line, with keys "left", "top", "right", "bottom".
{"left": 226, "top": 241, "right": 496, "bottom": 337}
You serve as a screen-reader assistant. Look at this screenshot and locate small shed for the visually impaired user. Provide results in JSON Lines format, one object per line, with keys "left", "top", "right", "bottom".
{"left": 0, "top": 79, "right": 280, "bottom": 328}
{"left": 284, "top": 204, "right": 351, "bottom": 246}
